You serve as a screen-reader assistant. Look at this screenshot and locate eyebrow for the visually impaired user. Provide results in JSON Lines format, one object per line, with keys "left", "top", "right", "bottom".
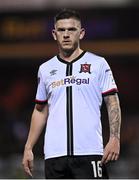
{"left": 57, "top": 27, "right": 78, "bottom": 31}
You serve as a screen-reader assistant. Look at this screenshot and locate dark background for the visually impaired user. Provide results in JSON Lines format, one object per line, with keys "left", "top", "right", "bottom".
{"left": 0, "top": 1, "right": 139, "bottom": 178}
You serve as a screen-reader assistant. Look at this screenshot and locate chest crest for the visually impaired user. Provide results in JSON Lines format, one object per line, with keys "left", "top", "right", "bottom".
{"left": 79, "top": 62, "right": 91, "bottom": 74}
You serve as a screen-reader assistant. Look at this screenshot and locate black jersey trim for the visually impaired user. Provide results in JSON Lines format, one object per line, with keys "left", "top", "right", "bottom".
{"left": 35, "top": 99, "right": 48, "bottom": 104}
{"left": 66, "top": 63, "right": 74, "bottom": 156}
{"left": 57, "top": 51, "right": 86, "bottom": 64}
{"left": 66, "top": 86, "right": 74, "bottom": 155}
{"left": 102, "top": 88, "right": 118, "bottom": 97}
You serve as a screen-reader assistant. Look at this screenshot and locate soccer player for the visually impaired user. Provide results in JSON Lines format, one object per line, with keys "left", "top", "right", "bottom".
{"left": 22, "top": 9, "right": 121, "bottom": 179}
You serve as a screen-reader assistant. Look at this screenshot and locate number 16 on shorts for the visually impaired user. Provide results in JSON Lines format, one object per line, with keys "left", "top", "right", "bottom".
{"left": 91, "top": 160, "right": 102, "bottom": 178}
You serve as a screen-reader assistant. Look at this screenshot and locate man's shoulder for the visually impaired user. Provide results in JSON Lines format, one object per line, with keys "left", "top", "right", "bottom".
{"left": 86, "top": 51, "right": 104, "bottom": 59}
{"left": 85, "top": 51, "right": 106, "bottom": 64}
{"left": 39, "top": 55, "right": 58, "bottom": 69}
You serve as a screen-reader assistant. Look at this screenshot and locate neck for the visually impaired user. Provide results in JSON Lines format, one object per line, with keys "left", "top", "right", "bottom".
{"left": 59, "top": 48, "right": 83, "bottom": 62}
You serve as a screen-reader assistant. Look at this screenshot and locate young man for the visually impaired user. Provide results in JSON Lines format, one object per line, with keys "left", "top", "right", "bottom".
{"left": 22, "top": 9, "right": 121, "bottom": 179}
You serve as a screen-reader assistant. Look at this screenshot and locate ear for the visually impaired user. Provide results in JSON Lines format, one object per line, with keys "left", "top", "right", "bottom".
{"left": 52, "top": 29, "right": 57, "bottom": 40}
{"left": 79, "top": 28, "right": 85, "bottom": 40}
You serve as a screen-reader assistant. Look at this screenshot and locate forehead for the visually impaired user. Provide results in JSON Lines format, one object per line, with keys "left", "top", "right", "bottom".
{"left": 55, "top": 18, "right": 81, "bottom": 28}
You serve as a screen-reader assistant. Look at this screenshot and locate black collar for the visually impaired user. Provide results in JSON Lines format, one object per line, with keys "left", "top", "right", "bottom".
{"left": 57, "top": 51, "right": 86, "bottom": 64}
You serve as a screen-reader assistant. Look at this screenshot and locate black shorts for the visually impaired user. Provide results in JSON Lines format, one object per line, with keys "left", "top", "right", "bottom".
{"left": 45, "top": 155, "right": 109, "bottom": 179}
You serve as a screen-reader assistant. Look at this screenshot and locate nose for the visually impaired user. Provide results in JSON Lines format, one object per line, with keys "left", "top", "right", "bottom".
{"left": 63, "top": 30, "right": 70, "bottom": 38}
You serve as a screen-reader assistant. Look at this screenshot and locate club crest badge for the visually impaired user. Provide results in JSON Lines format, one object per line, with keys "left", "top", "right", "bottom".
{"left": 79, "top": 63, "right": 91, "bottom": 73}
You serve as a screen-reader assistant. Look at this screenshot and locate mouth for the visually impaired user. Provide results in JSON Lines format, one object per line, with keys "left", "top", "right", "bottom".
{"left": 62, "top": 41, "right": 72, "bottom": 45}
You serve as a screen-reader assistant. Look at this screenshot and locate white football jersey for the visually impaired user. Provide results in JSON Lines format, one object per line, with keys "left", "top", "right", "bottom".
{"left": 35, "top": 51, "right": 118, "bottom": 159}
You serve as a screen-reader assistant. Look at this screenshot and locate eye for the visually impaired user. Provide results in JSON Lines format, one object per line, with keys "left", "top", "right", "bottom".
{"left": 68, "top": 28, "right": 77, "bottom": 32}
{"left": 57, "top": 28, "right": 65, "bottom": 32}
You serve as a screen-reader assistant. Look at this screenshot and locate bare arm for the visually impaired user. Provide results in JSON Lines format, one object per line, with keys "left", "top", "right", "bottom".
{"left": 22, "top": 104, "right": 48, "bottom": 177}
{"left": 101, "top": 93, "right": 121, "bottom": 164}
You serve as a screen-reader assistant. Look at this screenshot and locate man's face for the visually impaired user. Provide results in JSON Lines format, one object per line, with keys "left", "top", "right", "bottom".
{"left": 52, "top": 18, "right": 85, "bottom": 53}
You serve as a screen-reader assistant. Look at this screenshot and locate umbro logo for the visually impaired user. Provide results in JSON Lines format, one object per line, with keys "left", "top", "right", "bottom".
{"left": 50, "top": 69, "right": 57, "bottom": 76}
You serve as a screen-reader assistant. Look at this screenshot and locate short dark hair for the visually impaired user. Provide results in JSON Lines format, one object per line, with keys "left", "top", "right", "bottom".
{"left": 54, "top": 9, "right": 81, "bottom": 24}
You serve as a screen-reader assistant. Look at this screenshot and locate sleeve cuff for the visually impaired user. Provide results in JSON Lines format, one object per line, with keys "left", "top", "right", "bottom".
{"left": 35, "top": 99, "right": 48, "bottom": 104}
{"left": 102, "top": 88, "right": 118, "bottom": 97}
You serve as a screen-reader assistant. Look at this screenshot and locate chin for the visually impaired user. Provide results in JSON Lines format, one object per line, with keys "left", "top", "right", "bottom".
{"left": 62, "top": 48, "right": 74, "bottom": 54}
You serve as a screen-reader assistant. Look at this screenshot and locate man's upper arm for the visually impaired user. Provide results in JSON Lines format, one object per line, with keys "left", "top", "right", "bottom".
{"left": 104, "top": 93, "right": 120, "bottom": 107}
{"left": 35, "top": 103, "right": 48, "bottom": 115}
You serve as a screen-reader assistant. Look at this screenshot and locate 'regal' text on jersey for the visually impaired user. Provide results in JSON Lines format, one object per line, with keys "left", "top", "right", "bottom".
{"left": 35, "top": 51, "right": 118, "bottom": 160}
{"left": 51, "top": 76, "right": 90, "bottom": 88}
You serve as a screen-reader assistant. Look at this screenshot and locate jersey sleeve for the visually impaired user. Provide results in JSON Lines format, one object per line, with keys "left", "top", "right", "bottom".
{"left": 99, "top": 59, "right": 118, "bottom": 97}
{"left": 35, "top": 67, "right": 48, "bottom": 104}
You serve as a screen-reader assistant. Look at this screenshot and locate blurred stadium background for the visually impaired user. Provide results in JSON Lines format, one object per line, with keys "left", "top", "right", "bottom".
{"left": 0, "top": 0, "right": 139, "bottom": 178}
